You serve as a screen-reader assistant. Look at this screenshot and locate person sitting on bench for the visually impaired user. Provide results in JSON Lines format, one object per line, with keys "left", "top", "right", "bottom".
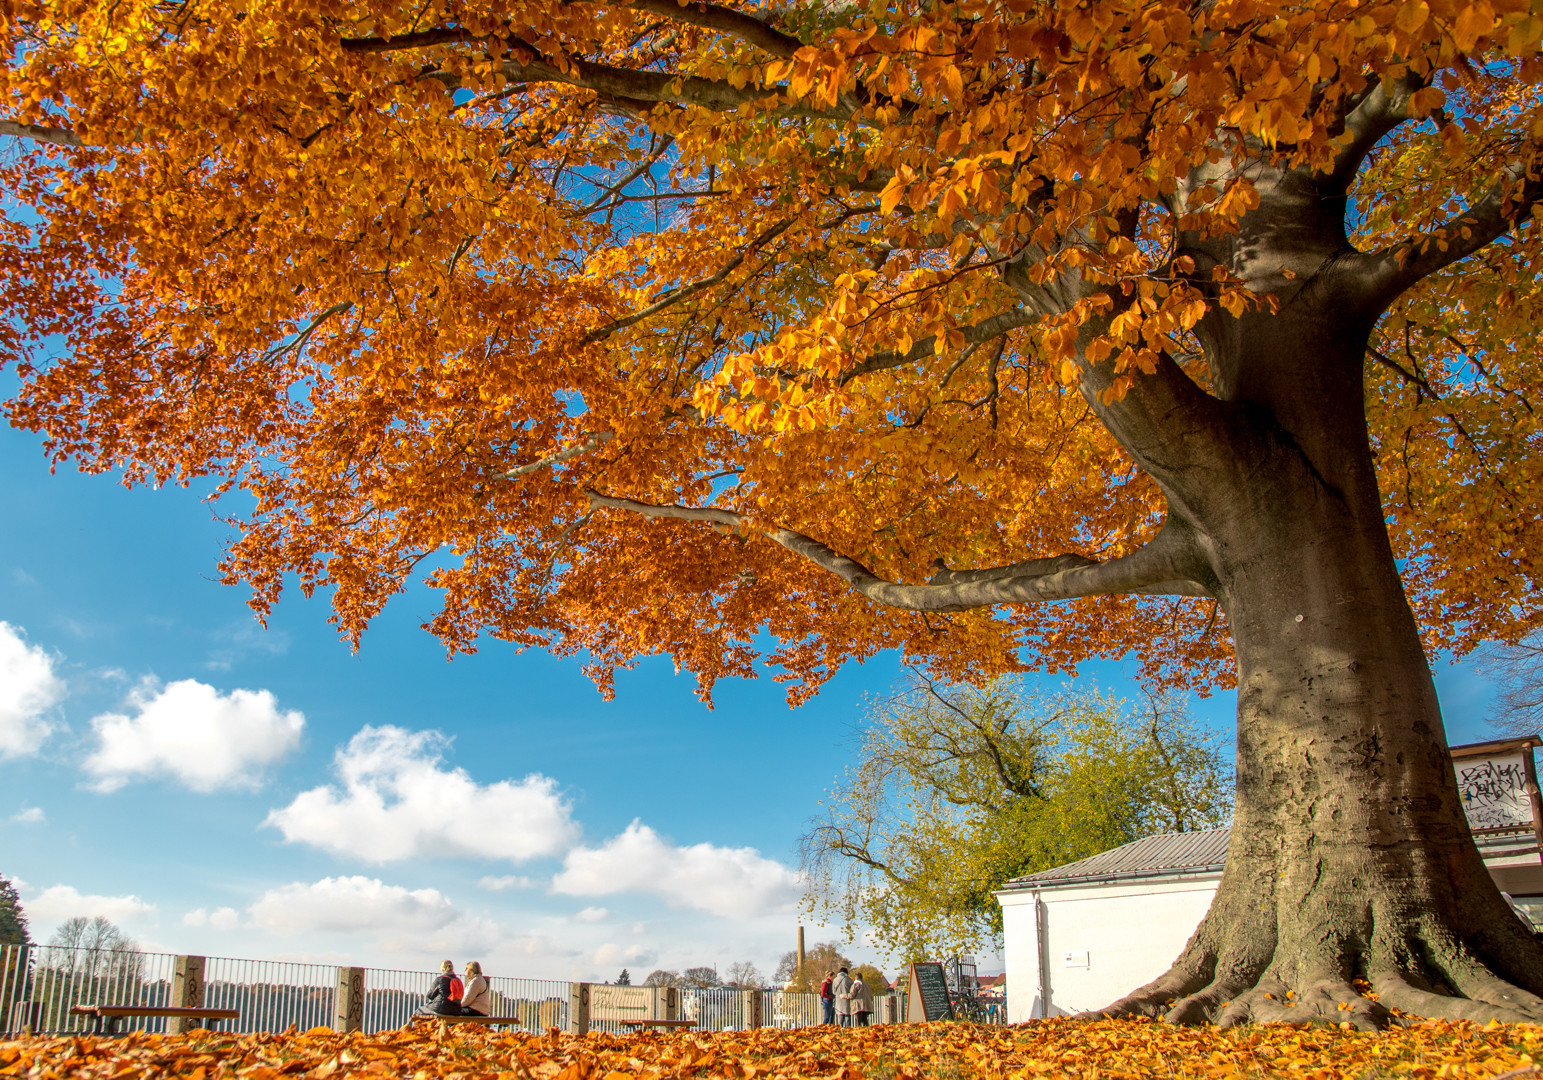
{"left": 418, "top": 960, "right": 465, "bottom": 1016}
{"left": 460, "top": 961, "right": 490, "bottom": 1017}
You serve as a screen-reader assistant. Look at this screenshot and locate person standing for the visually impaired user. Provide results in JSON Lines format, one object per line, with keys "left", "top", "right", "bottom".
{"left": 819, "top": 970, "right": 836, "bottom": 1025}
{"left": 461, "top": 961, "right": 491, "bottom": 1017}
{"left": 849, "top": 973, "right": 873, "bottom": 1027}
{"left": 831, "top": 966, "right": 854, "bottom": 1027}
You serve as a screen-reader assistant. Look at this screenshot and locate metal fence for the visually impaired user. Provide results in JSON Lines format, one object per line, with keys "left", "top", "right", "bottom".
{"left": 361, "top": 967, "right": 572, "bottom": 1034}
{"left": 764, "top": 989, "right": 824, "bottom": 1028}
{"left": 2, "top": 943, "right": 181, "bottom": 1035}
{"left": 0, "top": 944, "right": 996, "bottom": 1037}
{"left": 203, "top": 956, "right": 339, "bottom": 1035}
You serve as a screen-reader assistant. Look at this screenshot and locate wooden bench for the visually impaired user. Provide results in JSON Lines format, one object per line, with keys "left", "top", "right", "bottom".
{"left": 413, "top": 1013, "right": 527, "bottom": 1032}
{"left": 71, "top": 1005, "right": 240, "bottom": 1036}
{"left": 618, "top": 1019, "right": 698, "bottom": 1031}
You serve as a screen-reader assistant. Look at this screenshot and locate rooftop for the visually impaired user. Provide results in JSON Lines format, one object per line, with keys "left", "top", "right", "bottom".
{"left": 997, "top": 824, "right": 1540, "bottom": 893}
{"left": 997, "top": 828, "right": 1230, "bottom": 891}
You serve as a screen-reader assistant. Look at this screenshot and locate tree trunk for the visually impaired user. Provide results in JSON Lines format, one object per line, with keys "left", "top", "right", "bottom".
{"left": 1098, "top": 304, "right": 1543, "bottom": 1025}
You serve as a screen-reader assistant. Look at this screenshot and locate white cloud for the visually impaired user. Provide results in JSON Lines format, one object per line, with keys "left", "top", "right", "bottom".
{"left": 249, "top": 876, "right": 459, "bottom": 935}
{"left": 479, "top": 875, "right": 535, "bottom": 892}
{"left": 265, "top": 726, "right": 578, "bottom": 863}
{"left": 0, "top": 621, "right": 64, "bottom": 758}
{"left": 574, "top": 906, "right": 609, "bottom": 923}
{"left": 10, "top": 807, "right": 44, "bottom": 824}
{"left": 552, "top": 821, "right": 802, "bottom": 917}
{"left": 83, "top": 679, "right": 304, "bottom": 792}
{"left": 591, "top": 943, "right": 656, "bottom": 968}
{"left": 183, "top": 907, "right": 241, "bottom": 930}
{"left": 23, "top": 884, "right": 156, "bottom": 926}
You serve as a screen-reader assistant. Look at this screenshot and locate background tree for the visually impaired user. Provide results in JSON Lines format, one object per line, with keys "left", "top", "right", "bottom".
{"left": 773, "top": 942, "right": 852, "bottom": 992}
{"left": 0, "top": 877, "right": 28, "bottom": 946}
{"left": 1484, "top": 634, "right": 1543, "bottom": 739}
{"left": 679, "top": 966, "right": 720, "bottom": 988}
{"left": 640, "top": 970, "right": 680, "bottom": 988}
{"left": 6, "top": 0, "right": 1543, "bottom": 1027}
{"left": 801, "top": 675, "right": 1230, "bottom": 960}
{"left": 850, "top": 964, "right": 890, "bottom": 995}
{"left": 615, "top": 969, "right": 631, "bottom": 986}
{"left": 723, "top": 961, "right": 763, "bottom": 988}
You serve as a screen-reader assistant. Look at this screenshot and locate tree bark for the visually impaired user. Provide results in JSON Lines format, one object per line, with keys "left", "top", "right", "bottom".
{"left": 1090, "top": 217, "right": 1543, "bottom": 1025}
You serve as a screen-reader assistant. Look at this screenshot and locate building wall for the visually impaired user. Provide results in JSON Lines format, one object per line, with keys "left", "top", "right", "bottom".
{"left": 999, "top": 875, "right": 1221, "bottom": 1022}
{"left": 999, "top": 855, "right": 1542, "bottom": 1021}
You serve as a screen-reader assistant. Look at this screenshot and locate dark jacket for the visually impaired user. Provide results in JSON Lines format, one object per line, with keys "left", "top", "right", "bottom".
{"left": 424, "top": 973, "right": 463, "bottom": 1015}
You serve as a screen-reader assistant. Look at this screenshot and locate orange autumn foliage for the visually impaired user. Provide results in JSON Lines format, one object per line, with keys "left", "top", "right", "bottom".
{"left": 5, "top": 1019, "right": 1543, "bottom": 1080}
{"left": 0, "top": 0, "right": 1540, "bottom": 700}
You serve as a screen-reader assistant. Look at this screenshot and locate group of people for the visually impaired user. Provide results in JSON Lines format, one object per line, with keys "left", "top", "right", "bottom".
{"left": 818, "top": 967, "right": 875, "bottom": 1026}
{"left": 417, "top": 960, "right": 492, "bottom": 1017}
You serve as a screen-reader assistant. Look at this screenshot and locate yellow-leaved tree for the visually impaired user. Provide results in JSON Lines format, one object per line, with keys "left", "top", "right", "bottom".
{"left": 3, "top": 0, "right": 1543, "bottom": 1025}
{"left": 799, "top": 677, "right": 1232, "bottom": 963}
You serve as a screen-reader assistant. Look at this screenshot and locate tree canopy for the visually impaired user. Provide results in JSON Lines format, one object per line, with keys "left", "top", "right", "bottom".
{"left": 773, "top": 941, "right": 852, "bottom": 991}
{"left": 0, "top": 876, "right": 28, "bottom": 947}
{"left": 3, "top": 0, "right": 1538, "bottom": 700}
{"left": 799, "top": 676, "right": 1231, "bottom": 961}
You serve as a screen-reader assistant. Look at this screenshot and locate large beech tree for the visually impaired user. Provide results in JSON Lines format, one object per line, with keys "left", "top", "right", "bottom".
{"left": 4, "top": 0, "right": 1543, "bottom": 1026}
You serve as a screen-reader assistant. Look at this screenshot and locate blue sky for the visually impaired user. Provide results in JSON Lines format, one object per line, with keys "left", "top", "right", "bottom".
{"left": 0, "top": 415, "right": 1507, "bottom": 984}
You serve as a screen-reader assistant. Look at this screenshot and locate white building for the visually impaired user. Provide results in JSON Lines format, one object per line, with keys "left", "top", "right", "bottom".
{"left": 995, "top": 825, "right": 1543, "bottom": 1022}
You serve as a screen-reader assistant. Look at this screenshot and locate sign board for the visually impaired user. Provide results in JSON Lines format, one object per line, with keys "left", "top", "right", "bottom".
{"left": 906, "top": 962, "right": 954, "bottom": 1022}
{"left": 1455, "top": 752, "right": 1536, "bottom": 832}
{"left": 590, "top": 984, "right": 654, "bottom": 1022}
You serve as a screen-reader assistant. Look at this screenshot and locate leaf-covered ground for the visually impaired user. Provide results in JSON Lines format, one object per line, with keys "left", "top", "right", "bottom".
{"left": 4, "top": 1020, "right": 1542, "bottom": 1080}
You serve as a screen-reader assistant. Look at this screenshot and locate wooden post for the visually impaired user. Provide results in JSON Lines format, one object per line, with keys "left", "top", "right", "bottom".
{"left": 568, "top": 982, "right": 591, "bottom": 1035}
{"left": 1521, "top": 741, "right": 1543, "bottom": 864}
{"left": 333, "top": 967, "right": 365, "bottom": 1033}
{"left": 170, "top": 955, "right": 206, "bottom": 1034}
{"left": 796, "top": 926, "right": 805, "bottom": 988}
{"left": 747, "top": 989, "right": 763, "bottom": 1029}
{"left": 662, "top": 986, "right": 679, "bottom": 1022}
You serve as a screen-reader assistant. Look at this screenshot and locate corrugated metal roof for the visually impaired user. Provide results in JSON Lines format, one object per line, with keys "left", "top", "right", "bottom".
{"left": 998, "top": 827, "right": 1231, "bottom": 891}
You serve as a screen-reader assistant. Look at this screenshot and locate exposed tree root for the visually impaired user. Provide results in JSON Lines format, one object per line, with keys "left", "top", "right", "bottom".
{"left": 1087, "top": 940, "right": 1543, "bottom": 1028}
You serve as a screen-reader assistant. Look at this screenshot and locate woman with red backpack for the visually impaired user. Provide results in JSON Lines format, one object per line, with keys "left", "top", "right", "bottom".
{"left": 418, "top": 960, "right": 465, "bottom": 1016}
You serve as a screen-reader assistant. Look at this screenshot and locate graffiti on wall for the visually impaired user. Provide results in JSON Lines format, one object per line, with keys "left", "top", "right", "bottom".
{"left": 1456, "top": 754, "right": 1533, "bottom": 831}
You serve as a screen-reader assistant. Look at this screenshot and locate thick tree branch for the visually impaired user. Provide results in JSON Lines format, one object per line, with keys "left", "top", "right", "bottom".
{"left": 503, "top": 432, "right": 616, "bottom": 478}
{"left": 0, "top": 120, "right": 84, "bottom": 146}
{"left": 1319, "top": 76, "right": 1419, "bottom": 196}
{"left": 838, "top": 308, "right": 1034, "bottom": 384}
{"left": 1361, "top": 163, "right": 1543, "bottom": 305}
{"left": 587, "top": 490, "right": 1213, "bottom": 608}
{"left": 582, "top": 218, "right": 791, "bottom": 343}
{"left": 625, "top": 0, "right": 803, "bottom": 58}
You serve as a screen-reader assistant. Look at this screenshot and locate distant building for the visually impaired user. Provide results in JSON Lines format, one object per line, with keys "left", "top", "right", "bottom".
{"left": 996, "top": 824, "right": 1542, "bottom": 1022}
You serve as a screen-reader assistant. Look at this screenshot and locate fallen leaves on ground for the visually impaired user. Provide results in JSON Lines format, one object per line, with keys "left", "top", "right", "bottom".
{"left": 2, "top": 1020, "right": 1541, "bottom": 1080}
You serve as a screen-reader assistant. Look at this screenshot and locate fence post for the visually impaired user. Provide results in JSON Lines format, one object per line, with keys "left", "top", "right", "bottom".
{"left": 170, "top": 955, "right": 206, "bottom": 1035}
{"left": 568, "top": 982, "right": 591, "bottom": 1035}
{"left": 747, "top": 989, "right": 763, "bottom": 1029}
{"left": 333, "top": 967, "right": 365, "bottom": 1033}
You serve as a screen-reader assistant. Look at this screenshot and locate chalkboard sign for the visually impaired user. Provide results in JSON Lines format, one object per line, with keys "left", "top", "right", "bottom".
{"left": 906, "top": 962, "right": 954, "bottom": 1022}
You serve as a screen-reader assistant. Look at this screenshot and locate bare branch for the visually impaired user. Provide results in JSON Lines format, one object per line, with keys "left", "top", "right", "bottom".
{"left": 588, "top": 491, "right": 1213, "bottom": 608}
{"left": 0, "top": 120, "right": 84, "bottom": 147}
{"left": 503, "top": 432, "right": 615, "bottom": 478}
